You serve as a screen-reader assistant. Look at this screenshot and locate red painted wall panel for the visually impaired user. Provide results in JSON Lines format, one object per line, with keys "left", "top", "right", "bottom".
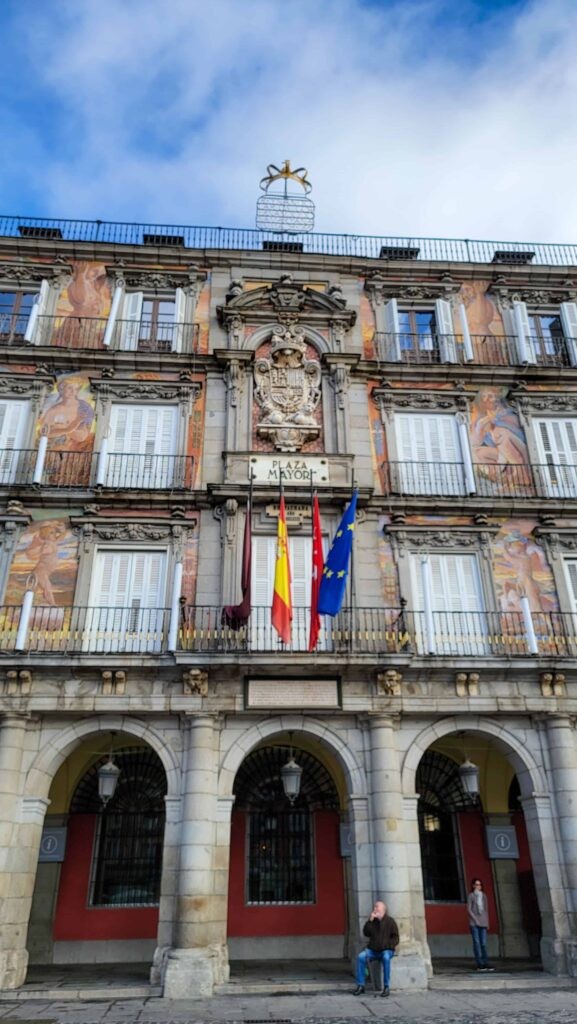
{"left": 53, "top": 814, "right": 158, "bottom": 941}
{"left": 425, "top": 811, "right": 499, "bottom": 935}
{"left": 227, "top": 809, "right": 345, "bottom": 937}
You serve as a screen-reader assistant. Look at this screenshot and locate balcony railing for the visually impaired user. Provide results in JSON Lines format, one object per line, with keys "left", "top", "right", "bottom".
{"left": 3, "top": 214, "right": 577, "bottom": 266}
{"left": 0, "top": 314, "right": 199, "bottom": 354}
{"left": 382, "top": 460, "right": 577, "bottom": 500}
{"left": 3, "top": 603, "right": 577, "bottom": 657}
{"left": 0, "top": 450, "right": 195, "bottom": 490}
{"left": 374, "top": 332, "right": 575, "bottom": 367}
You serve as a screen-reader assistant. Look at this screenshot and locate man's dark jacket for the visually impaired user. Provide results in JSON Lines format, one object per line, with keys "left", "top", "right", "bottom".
{"left": 363, "top": 914, "right": 399, "bottom": 952}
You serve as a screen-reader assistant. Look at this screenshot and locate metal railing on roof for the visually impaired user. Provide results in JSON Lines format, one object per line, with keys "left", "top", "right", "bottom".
{"left": 2, "top": 215, "right": 577, "bottom": 266}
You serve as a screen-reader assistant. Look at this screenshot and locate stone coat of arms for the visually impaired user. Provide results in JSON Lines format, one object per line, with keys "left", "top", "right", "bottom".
{"left": 254, "top": 326, "right": 321, "bottom": 451}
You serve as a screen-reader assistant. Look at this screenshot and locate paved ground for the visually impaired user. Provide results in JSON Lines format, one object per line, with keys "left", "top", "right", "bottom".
{"left": 0, "top": 987, "right": 576, "bottom": 1024}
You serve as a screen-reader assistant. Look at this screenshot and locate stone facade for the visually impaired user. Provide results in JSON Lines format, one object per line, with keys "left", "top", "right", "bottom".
{"left": 0, "top": 229, "right": 576, "bottom": 996}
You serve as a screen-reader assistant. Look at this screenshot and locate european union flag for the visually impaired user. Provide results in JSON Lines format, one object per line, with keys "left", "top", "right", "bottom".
{"left": 317, "top": 490, "right": 358, "bottom": 616}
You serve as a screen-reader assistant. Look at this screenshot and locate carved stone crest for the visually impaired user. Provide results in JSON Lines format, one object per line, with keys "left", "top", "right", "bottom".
{"left": 254, "top": 325, "right": 321, "bottom": 451}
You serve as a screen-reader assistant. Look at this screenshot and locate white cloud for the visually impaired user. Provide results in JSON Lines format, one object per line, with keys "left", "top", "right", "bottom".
{"left": 5, "top": 0, "right": 577, "bottom": 243}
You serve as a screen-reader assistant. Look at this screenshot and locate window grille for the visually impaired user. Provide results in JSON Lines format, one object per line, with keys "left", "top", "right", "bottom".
{"left": 70, "top": 748, "right": 166, "bottom": 907}
{"left": 416, "top": 750, "right": 469, "bottom": 903}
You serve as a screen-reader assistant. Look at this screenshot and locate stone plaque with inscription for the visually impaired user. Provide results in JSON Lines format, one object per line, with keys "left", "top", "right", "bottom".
{"left": 249, "top": 455, "right": 329, "bottom": 485}
{"left": 246, "top": 677, "right": 340, "bottom": 709}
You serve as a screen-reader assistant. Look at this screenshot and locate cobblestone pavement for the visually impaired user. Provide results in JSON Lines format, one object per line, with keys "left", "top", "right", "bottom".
{"left": 0, "top": 988, "right": 576, "bottom": 1024}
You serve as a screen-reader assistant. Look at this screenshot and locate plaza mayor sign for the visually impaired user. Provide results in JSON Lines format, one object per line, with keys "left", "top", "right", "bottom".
{"left": 249, "top": 455, "right": 329, "bottom": 485}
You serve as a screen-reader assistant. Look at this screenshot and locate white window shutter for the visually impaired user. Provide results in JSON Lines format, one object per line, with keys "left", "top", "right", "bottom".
{"left": 560, "top": 302, "right": 577, "bottom": 367}
{"left": 0, "top": 399, "right": 28, "bottom": 483}
{"left": 251, "top": 536, "right": 276, "bottom": 649}
{"left": 458, "top": 302, "right": 475, "bottom": 362}
{"left": 384, "top": 298, "right": 401, "bottom": 361}
{"left": 107, "top": 404, "right": 177, "bottom": 487}
{"left": 435, "top": 298, "right": 458, "bottom": 363}
{"left": 119, "top": 291, "right": 143, "bottom": 351}
{"left": 24, "top": 279, "right": 50, "bottom": 344}
{"left": 513, "top": 301, "right": 536, "bottom": 364}
{"left": 394, "top": 413, "right": 463, "bottom": 495}
{"left": 173, "top": 287, "right": 187, "bottom": 353}
{"left": 88, "top": 550, "right": 167, "bottom": 653}
{"left": 103, "top": 282, "right": 125, "bottom": 348}
{"left": 564, "top": 560, "right": 577, "bottom": 613}
{"left": 534, "top": 418, "right": 577, "bottom": 497}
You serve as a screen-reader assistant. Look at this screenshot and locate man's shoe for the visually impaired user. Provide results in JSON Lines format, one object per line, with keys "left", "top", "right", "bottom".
{"left": 381, "top": 986, "right": 390, "bottom": 997}
{"left": 485, "top": 966, "right": 495, "bottom": 972}
{"left": 352, "top": 985, "right": 365, "bottom": 996}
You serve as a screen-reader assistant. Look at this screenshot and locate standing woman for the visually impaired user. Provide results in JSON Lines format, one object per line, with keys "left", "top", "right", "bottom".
{"left": 467, "top": 879, "right": 494, "bottom": 971}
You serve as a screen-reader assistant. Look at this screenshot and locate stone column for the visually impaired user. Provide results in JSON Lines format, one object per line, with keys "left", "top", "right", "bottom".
{"left": 163, "top": 714, "right": 228, "bottom": 998}
{"left": 546, "top": 714, "right": 577, "bottom": 974}
{"left": 367, "top": 716, "right": 428, "bottom": 988}
{"left": 520, "top": 792, "right": 571, "bottom": 975}
{"left": 0, "top": 714, "right": 31, "bottom": 990}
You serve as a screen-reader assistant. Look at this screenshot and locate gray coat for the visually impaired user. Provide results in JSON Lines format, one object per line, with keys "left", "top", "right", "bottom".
{"left": 467, "top": 890, "right": 489, "bottom": 928}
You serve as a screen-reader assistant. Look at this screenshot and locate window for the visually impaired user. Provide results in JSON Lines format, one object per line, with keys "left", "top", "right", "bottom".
{"left": 511, "top": 301, "right": 577, "bottom": 366}
{"left": 417, "top": 751, "right": 468, "bottom": 903}
{"left": 380, "top": 297, "right": 458, "bottom": 363}
{"left": 0, "top": 291, "right": 37, "bottom": 342}
{"left": 393, "top": 413, "right": 468, "bottom": 495}
{"left": 117, "top": 289, "right": 187, "bottom": 352}
{"left": 0, "top": 399, "right": 29, "bottom": 483}
{"left": 251, "top": 534, "right": 328, "bottom": 651}
{"left": 411, "top": 551, "right": 487, "bottom": 655}
{"left": 234, "top": 745, "right": 340, "bottom": 907}
{"left": 85, "top": 549, "right": 167, "bottom": 652}
{"left": 71, "top": 749, "right": 166, "bottom": 908}
{"left": 533, "top": 417, "right": 577, "bottom": 497}
{"left": 105, "top": 404, "right": 179, "bottom": 488}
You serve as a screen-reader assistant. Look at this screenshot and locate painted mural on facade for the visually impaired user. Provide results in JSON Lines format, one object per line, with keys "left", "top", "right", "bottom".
{"left": 53, "top": 261, "right": 111, "bottom": 347}
{"left": 359, "top": 279, "right": 376, "bottom": 359}
{"left": 195, "top": 276, "right": 211, "bottom": 354}
{"left": 493, "top": 520, "right": 558, "bottom": 614}
{"left": 38, "top": 374, "right": 96, "bottom": 452}
{"left": 470, "top": 387, "right": 532, "bottom": 493}
{"left": 5, "top": 518, "right": 79, "bottom": 607}
{"left": 454, "top": 281, "right": 504, "bottom": 337}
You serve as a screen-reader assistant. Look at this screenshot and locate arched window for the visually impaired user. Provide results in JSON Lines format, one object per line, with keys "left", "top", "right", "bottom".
{"left": 71, "top": 748, "right": 166, "bottom": 907}
{"left": 234, "top": 745, "right": 339, "bottom": 905}
{"left": 416, "top": 751, "right": 471, "bottom": 903}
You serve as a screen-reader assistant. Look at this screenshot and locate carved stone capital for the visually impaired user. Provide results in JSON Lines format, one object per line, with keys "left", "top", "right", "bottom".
{"left": 0, "top": 261, "right": 70, "bottom": 285}
{"left": 4, "top": 670, "right": 32, "bottom": 696}
{"left": 73, "top": 518, "right": 196, "bottom": 550}
{"left": 214, "top": 499, "right": 238, "bottom": 548}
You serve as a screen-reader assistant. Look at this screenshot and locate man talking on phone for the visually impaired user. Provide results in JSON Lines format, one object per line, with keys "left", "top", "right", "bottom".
{"left": 352, "top": 899, "right": 399, "bottom": 997}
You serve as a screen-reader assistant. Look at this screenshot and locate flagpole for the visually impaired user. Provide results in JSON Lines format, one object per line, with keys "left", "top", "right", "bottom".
{"left": 350, "top": 471, "right": 356, "bottom": 649}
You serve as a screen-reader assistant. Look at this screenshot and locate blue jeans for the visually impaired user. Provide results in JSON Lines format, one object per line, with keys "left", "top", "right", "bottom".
{"left": 356, "top": 947, "right": 395, "bottom": 987}
{"left": 470, "top": 925, "right": 488, "bottom": 967}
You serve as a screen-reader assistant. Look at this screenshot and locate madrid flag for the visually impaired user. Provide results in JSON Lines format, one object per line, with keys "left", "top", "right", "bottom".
{"left": 271, "top": 495, "right": 292, "bottom": 643}
{"left": 308, "top": 493, "right": 324, "bottom": 651}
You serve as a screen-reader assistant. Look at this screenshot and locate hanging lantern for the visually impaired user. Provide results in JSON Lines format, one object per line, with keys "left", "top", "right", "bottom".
{"left": 458, "top": 757, "right": 480, "bottom": 798}
{"left": 281, "top": 755, "right": 303, "bottom": 804}
{"left": 97, "top": 757, "right": 121, "bottom": 805}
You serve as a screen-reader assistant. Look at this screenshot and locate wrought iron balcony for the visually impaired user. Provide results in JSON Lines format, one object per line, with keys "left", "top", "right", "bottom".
{"left": 374, "top": 332, "right": 574, "bottom": 367}
{"left": 0, "top": 449, "right": 195, "bottom": 490}
{"left": 382, "top": 461, "right": 577, "bottom": 500}
{"left": 4, "top": 214, "right": 577, "bottom": 266}
{"left": 2, "top": 603, "right": 576, "bottom": 657}
{"left": 0, "top": 314, "right": 199, "bottom": 354}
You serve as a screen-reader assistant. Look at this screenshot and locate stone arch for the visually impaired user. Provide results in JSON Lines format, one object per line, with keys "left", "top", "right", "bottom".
{"left": 219, "top": 715, "right": 366, "bottom": 801}
{"left": 401, "top": 716, "right": 546, "bottom": 799}
{"left": 24, "top": 715, "right": 181, "bottom": 801}
{"left": 245, "top": 323, "right": 330, "bottom": 356}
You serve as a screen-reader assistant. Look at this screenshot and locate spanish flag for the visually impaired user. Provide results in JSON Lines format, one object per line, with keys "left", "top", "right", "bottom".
{"left": 272, "top": 494, "right": 292, "bottom": 644}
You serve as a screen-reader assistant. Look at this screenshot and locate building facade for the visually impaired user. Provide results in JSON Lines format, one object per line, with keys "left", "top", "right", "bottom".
{"left": 0, "top": 218, "right": 577, "bottom": 996}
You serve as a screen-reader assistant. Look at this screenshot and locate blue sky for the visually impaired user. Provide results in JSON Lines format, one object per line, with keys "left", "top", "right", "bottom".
{"left": 1, "top": 0, "right": 576, "bottom": 242}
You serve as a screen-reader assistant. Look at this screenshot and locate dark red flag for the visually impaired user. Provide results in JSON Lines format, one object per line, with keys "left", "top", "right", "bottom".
{"left": 222, "top": 499, "right": 252, "bottom": 629}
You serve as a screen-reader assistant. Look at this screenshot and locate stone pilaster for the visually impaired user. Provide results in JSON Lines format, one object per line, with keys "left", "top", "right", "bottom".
{"left": 0, "top": 714, "right": 31, "bottom": 990}
{"left": 546, "top": 714, "right": 577, "bottom": 973}
{"left": 162, "top": 715, "right": 229, "bottom": 998}
{"left": 367, "top": 716, "right": 429, "bottom": 988}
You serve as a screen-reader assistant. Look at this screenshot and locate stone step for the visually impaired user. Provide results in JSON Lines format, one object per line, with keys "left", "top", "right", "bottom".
{"left": 429, "top": 973, "right": 577, "bottom": 991}
{"left": 215, "top": 980, "right": 353, "bottom": 995}
{"left": 0, "top": 985, "right": 162, "bottom": 1001}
